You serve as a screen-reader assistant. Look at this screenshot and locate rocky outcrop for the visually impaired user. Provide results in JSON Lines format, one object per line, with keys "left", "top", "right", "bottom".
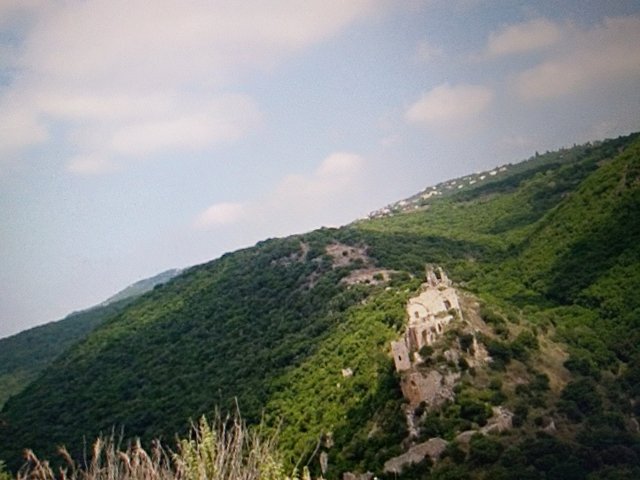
{"left": 455, "top": 430, "right": 477, "bottom": 444}
{"left": 454, "top": 407, "right": 514, "bottom": 443}
{"left": 400, "top": 370, "right": 459, "bottom": 408}
{"left": 325, "top": 243, "right": 369, "bottom": 268}
{"left": 343, "top": 472, "right": 373, "bottom": 480}
{"left": 383, "top": 438, "right": 448, "bottom": 474}
{"left": 340, "top": 268, "right": 397, "bottom": 286}
{"left": 481, "top": 406, "right": 513, "bottom": 434}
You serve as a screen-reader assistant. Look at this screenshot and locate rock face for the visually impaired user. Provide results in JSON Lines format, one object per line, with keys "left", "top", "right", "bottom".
{"left": 481, "top": 406, "right": 514, "bottom": 434}
{"left": 454, "top": 407, "right": 515, "bottom": 443}
{"left": 400, "top": 370, "right": 459, "bottom": 408}
{"left": 383, "top": 438, "right": 449, "bottom": 474}
{"left": 343, "top": 472, "right": 373, "bottom": 480}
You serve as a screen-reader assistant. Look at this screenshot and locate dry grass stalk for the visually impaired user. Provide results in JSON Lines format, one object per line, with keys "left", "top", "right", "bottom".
{"left": 14, "top": 414, "right": 299, "bottom": 480}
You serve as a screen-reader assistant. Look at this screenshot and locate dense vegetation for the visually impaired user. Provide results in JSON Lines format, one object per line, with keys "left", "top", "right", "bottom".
{"left": 0, "top": 299, "right": 132, "bottom": 409}
{"left": 1, "top": 133, "right": 639, "bottom": 478}
{"left": 0, "top": 269, "right": 179, "bottom": 409}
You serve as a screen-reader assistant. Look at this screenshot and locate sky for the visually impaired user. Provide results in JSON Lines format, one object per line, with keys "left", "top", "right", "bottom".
{"left": 1, "top": 0, "right": 640, "bottom": 338}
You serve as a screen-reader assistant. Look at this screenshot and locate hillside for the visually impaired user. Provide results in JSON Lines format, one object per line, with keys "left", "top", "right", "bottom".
{"left": 0, "top": 269, "right": 179, "bottom": 409}
{"left": 100, "top": 269, "right": 181, "bottom": 305}
{"left": 1, "top": 133, "right": 639, "bottom": 479}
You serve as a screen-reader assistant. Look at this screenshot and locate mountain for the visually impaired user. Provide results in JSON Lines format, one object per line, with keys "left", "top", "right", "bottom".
{"left": 100, "top": 269, "right": 182, "bottom": 306}
{"left": 0, "top": 269, "right": 180, "bottom": 409}
{"left": 1, "top": 133, "right": 639, "bottom": 479}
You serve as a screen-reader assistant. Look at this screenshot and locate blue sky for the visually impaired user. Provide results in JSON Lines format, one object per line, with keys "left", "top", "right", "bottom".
{"left": 1, "top": 0, "right": 640, "bottom": 338}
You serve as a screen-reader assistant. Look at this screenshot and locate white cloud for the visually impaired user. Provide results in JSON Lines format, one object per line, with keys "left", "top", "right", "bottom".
{"left": 66, "top": 154, "right": 120, "bottom": 175}
{"left": 0, "top": 0, "right": 385, "bottom": 171}
{"left": 487, "top": 18, "right": 561, "bottom": 57}
{"left": 194, "top": 152, "right": 366, "bottom": 233}
{"left": 406, "top": 83, "right": 493, "bottom": 126}
{"left": 0, "top": 100, "right": 48, "bottom": 154}
{"left": 194, "top": 202, "right": 245, "bottom": 229}
{"left": 19, "top": 0, "right": 383, "bottom": 89}
{"left": 316, "top": 152, "right": 364, "bottom": 178}
{"left": 515, "top": 16, "right": 640, "bottom": 100}
{"left": 110, "top": 95, "right": 261, "bottom": 156}
{"left": 35, "top": 91, "right": 171, "bottom": 121}
{"left": 272, "top": 152, "right": 365, "bottom": 203}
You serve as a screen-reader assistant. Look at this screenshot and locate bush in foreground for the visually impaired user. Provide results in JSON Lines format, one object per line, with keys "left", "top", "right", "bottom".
{"left": 15, "top": 414, "right": 304, "bottom": 480}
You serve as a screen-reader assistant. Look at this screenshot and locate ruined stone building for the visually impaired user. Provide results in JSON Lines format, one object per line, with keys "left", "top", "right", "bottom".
{"left": 390, "top": 266, "right": 463, "bottom": 408}
{"left": 391, "top": 266, "right": 461, "bottom": 373}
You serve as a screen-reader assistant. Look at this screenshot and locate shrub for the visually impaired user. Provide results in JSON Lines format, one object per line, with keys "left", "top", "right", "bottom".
{"left": 560, "top": 379, "right": 603, "bottom": 418}
{"left": 486, "top": 340, "right": 512, "bottom": 366}
{"left": 0, "top": 461, "right": 12, "bottom": 480}
{"left": 419, "top": 345, "right": 434, "bottom": 358}
{"left": 511, "top": 331, "right": 539, "bottom": 360}
{"left": 14, "top": 413, "right": 294, "bottom": 480}
{"left": 459, "top": 334, "right": 474, "bottom": 353}
{"left": 468, "top": 434, "right": 504, "bottom": 466}
{"left": 442, "top": 442, "right": 466, "bottom": 464}
{"left": 459, "top": 398, "right": 492, "bottom": 426}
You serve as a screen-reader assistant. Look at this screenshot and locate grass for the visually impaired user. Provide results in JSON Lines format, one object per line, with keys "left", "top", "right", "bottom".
{"left": 13, "top": 414, "right": 306, "bottom": 480}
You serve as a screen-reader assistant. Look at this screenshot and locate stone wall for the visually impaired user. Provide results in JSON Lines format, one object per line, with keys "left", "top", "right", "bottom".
{"left": 391, "top": 340, "right": 411, "bottom": 372}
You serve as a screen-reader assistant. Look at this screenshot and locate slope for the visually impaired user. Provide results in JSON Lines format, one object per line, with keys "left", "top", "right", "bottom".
{"left": 0, "top": 269, "right": 179, "bottom": 409}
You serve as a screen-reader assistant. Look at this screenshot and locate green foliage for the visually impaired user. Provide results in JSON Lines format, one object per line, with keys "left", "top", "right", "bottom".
{"left": 0, "top": 298, "right": 135, "bottom": 408}
{"left": 560, "top": 379, "right": 603, "bottom": 421}
{"left": 0, "top": 235, "right": 367, "bottom": 469}
{"left": 0, "top": 270, "right": 177, "bottom": 409}
{"left": 176, "top": 415, "right": 286, "bottom": 480}
{"left": 468, "top": 434, "right": 504, "bottom": 466}
{"left": 0, "top": 461, "right": 12, "bottom": 480}
{"left": 418, "top": 345, "right": 434, "bottom": 357}
{"left": 510, "top": 330, "right": 539, "bottom": 360}
{"left": 459, "top": 399, "right": 492, "bottom": 426}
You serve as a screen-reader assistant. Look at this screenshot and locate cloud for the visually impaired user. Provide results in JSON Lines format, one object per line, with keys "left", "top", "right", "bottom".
{"left": 486, "top": 18, "right": 561, "bottom": 57}
{"left": 194, "top": 152, "right": 366, "bottom": 233}
{"left": 0, "top": 0, "right": 384, "bottom": 172}
{"left": 514, "top": 16, "right": 640, "bottom": 100}
{"left": 19, "top": 0, "right": 383, "bottom": 88}
{"left": 194, "top": 202, "right": 245, "bottom": 229}
{"left": 316, "top": 152, "right": 364, "bottom": 178}
{"left": 109, "top": 95, "right": 261, "bottom": 156}
{"left": 35, "top": 90, "right": 171, "bottom": 120}
{"left": 406, "top": 83, "right": 493, "bottom": 126}
{"left": 0, "top": 102, "right": 48, "bottom": 154}
{"left": 66, "top": 154, "right": 120, "bottom": 175}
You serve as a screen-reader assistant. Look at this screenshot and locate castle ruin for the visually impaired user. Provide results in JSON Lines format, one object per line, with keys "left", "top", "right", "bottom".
{"left": 391, "top": 266, "right": 461, "bottom": 373}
